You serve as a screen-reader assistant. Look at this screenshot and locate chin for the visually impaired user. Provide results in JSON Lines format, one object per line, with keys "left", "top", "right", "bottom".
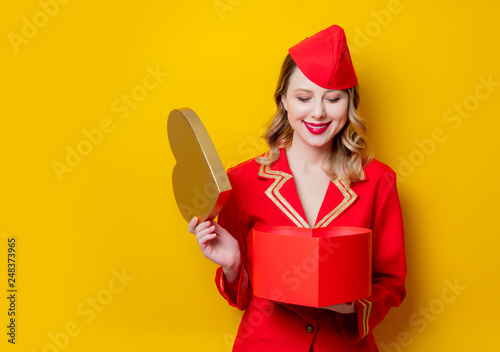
{"left": 305, "top": 139, "right": 332, "bottom": 148}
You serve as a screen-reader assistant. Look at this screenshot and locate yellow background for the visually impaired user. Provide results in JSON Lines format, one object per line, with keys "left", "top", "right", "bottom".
{"left": 1, "top": 0, "right": 499, "bottom": 350}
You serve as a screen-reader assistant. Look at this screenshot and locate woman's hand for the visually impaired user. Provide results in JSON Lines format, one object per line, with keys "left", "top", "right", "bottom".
{"left": 188, "top": 217, "right": 241, "bottom": 279}
{"left": 320, "top": 302, "right": 356, "bottom": 314}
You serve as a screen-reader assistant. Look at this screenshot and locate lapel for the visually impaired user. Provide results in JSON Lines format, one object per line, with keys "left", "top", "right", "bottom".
{"left": 258, "top": 148, "right": 367, "bottom": 228}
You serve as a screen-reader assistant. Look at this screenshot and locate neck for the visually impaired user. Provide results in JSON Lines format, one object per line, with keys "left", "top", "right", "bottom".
{"left": 285, "top": 134, "right": 333, "bottom": 172}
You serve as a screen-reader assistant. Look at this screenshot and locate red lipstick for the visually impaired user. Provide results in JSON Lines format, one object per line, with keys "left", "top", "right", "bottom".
{"left": 303, "top": 121, "right": 331, "bottom": 135}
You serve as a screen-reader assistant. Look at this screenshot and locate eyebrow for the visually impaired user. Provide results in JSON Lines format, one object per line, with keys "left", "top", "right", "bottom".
{"left": 293, "top": 88, "right": 342, "bottom": 93}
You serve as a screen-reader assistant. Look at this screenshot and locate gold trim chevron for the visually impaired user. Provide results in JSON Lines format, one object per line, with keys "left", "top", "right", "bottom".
{"left": 315, "top": 178, "right": 357, "bottom": 228}
{"left": 258, "top": 163, "right": 358, "bottom": 228}
{"left": 259, "top": 163, "right": 310, "bottom": 228}
{"left": 358, "top": 298, "right": 372, "bottom": 337}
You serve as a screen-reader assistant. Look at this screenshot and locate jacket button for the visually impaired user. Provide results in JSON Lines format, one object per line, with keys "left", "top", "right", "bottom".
{"left": 305, "top": 324, "right": 314, "bottom": 333}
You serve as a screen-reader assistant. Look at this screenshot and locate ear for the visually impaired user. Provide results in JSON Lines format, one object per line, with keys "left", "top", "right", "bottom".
{"left": 281, "top": 94, "right": 288, "bottom": 111}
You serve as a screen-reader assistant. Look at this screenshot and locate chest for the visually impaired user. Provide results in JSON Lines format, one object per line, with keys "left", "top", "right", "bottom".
{"left": 243, "top": 163, "right": 375, "bottom": 230}
{"left": 291, "top": 171, "right": 331, "bottom": 228}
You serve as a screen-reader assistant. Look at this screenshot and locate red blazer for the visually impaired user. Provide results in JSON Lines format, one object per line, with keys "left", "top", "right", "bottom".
{"left": 215, "top": 147, "right": 407, "bottom": 352}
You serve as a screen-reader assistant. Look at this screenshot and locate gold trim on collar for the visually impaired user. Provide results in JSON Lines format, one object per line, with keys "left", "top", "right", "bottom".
{"left": 259, "top": 163, "right": 310, "bottom": 228}
{"left": 315, "top": 178, "right": 357, "bottom": 228}
{"left": 360, "top": 169, "right": 366, "bottom": 181}
{"left": 258, "top": 163, "right": 358, "bottom": 228}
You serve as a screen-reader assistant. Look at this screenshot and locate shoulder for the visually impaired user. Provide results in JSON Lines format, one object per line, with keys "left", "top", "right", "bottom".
{"left": 364, "top": 158, "right": 395, "bottom": 176}
{"left": 225, "top": 152, "right": 266, "bottom": 184}
{"left": 362, "top": 158, "right": 397, "bottom": 185}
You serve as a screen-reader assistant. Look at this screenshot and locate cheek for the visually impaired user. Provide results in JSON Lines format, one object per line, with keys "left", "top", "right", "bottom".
{"left": 287, "top": 101, "right": 309, "bottom": 118}
{"left": 327, "top": 103, "right": 349, "bottom": 122}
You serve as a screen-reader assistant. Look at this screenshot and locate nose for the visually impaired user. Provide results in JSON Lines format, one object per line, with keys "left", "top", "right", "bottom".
{"left": 311, "top": 99, "right": 325, "bottom": 119}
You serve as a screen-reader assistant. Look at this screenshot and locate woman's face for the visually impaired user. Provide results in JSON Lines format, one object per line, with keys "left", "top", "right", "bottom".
{"left": 281, "top": 67, "right": 349, "bottom": 149}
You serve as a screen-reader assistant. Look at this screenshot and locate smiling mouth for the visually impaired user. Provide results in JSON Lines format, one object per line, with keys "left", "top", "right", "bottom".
{"left": 303, "top": 121, "right": 331, "bottom": 134}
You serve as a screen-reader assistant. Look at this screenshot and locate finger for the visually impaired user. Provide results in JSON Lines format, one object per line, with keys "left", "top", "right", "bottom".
{"left": 196, "top": 225, "right": 216, "bottom": 241}
{"left": 195, "top": 220, "right": 213, "bottom": 233}
{"left": 198, "top": 232, "right": 217, "bottom": 245}
{"left": 188, "top": 217, "right": 199, "bottom": 234}
{"left": 212, "top": 221, "right": 228, "bottom": 235}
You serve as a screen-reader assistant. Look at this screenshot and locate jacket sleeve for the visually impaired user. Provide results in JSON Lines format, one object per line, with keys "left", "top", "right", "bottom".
{"left": 214, "top": 169, "right": 252, "bottom": 310}
{"left": 337, "top": 169, "right": 407, "bottom": 342}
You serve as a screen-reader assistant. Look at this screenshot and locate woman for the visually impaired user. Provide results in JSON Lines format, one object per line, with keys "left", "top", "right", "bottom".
{"left": 188, "top": 24, "right": 407, "bottom": 351}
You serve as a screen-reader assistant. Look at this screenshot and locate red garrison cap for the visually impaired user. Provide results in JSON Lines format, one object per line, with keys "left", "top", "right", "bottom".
{"left": 288, "top": 25, "right": 357, "bottom": 90}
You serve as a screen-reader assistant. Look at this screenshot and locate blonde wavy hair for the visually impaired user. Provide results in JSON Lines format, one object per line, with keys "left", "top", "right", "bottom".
{"left": 255, "top": 53, "right": 372, "bottom": 184}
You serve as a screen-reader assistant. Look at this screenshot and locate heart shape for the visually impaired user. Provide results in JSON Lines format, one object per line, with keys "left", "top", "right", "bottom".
{"left": 167, "top": 108, "right": 232, "bottom": 223}
{"left": 248, "top": 226, "right": 372, "bottom": 307}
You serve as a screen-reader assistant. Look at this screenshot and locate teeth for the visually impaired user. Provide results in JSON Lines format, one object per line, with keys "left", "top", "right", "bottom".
{"left": 306, "top": 122, "right": 328, "bottom": 130}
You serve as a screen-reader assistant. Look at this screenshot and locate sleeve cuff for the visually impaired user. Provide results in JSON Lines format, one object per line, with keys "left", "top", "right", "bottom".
{"left": 215, "top": 265, "right": 250, "bottom": 310}
{"left": 336, "top": 298, "right": 372, "bottom": 343}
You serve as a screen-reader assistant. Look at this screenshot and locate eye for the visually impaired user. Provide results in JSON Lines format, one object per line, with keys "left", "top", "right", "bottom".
{"left": 296, "top": 97, "right": 311, "bottom": 102}
{"left": 327, "top": 97, "right": 341, "bottom": 103}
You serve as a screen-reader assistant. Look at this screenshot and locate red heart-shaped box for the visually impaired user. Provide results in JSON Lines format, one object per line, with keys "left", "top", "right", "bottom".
{"left": 247, "top": 226, "right": 372, "bottom": 308}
